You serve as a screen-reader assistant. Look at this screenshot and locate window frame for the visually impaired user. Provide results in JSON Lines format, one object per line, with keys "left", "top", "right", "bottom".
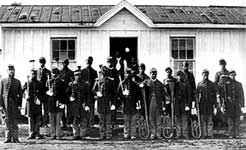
{"left": 169, "top": 36, "right": 196, "bottom": 75}
{"left": 50, "top": 37, "right": 77, "bottom": 63}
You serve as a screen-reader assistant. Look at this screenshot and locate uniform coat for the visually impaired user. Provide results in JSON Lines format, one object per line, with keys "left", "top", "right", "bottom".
{"left": 47, "top": 78, "right": 66, "bottom": 113}
{"left": 197, "top": 79, "right": 217, "bottom": 115}
{"left": 69, "top": 81, "right": 88, "bottom": 118}
{"left": 37, "top": 67, "right": 51, "bottom": 94}
{"left": 0, "top": 77, "right": 22, "bottom": 118}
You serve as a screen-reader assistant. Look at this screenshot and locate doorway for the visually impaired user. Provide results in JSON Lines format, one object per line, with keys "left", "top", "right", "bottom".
{"left": 110, "top": 37, "right": 138, "bottom": 66}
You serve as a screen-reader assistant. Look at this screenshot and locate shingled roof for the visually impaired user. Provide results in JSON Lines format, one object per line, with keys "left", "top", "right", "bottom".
{"left": 0, "top": 4, "right": 245, "bottom": 25}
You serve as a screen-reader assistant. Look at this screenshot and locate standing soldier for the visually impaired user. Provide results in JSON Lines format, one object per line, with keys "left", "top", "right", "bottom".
{"left": 23, "top": 70, "right": 43, "bottom": 139}
{"left": 0, "top": 65, "right": 22, "bottom": 143}
{"left": 137, "top": 63, "right": 150, "bottom": 119}
{"left": 69, "top": 70, "right": 90, "bottom": 140}
{"left": 122, "top": 68, "right": 141, "bottom": 139}
{"left": 225, "top": 70, "right": 245, "bottom": 138}
{"left": 59, "top": 59, "right": 74, "bottom": 128}
{"left": 81, "top": 56, "right": 98, "bottom": 126}
{"left": 37, "top": 57, "right": 51, "bottom": 127}
{"left": 197, "top": 69, "right": 217, "bottom": 138}
{"left": 94, "top": 66, "right": 116, "bottom": 139}
{"left": 175, "top": 71, "right": 191, "bottom": 139}
{"left": 47, "top": 68, "right": 66, "bottom": 140}
{"left": 215, "top": 59, "right": 230, "bottom": 85}
{"left": 145, "top": 68, "right": 166, "bottom": 140}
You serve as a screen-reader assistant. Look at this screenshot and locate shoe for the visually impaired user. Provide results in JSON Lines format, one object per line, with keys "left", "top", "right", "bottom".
{"left": 51, "top": 136, "right": 56, "bottom": 140}
{"left": 131, "top": 136, "right": 136, "bottom": 140}
{"left": 156, "top": 136, "right": 162, "bottom": 140}
{"left": 57, "top": 134, "right": 65, "bottom": 140}
{"left": 36, "top": 135, "right": 44, "bottom": 140}
{"left": 72, "top": 136, "right": 81, "bottom": 140}
{"left": 3, "top": 140, "right": 11, "bottom": 143}
{"left": 13, "top": 140, "right": 20, "bottom": 143}
{"left": 123, "top": 134, "right": 129, "bottom": 139}
{"left": 27, "top": 136, "right": 35, "bottom": 140}
{"left": 106, "top": 136, "right": 112, "bottom": 140}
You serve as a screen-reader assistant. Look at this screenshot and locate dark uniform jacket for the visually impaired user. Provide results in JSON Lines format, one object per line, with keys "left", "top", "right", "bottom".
{"left": 23, "top": 79, "right": 42, "bottom": 116}
{"left": 60, "top": 67, "right": 74, "bottom": 103}
{"left": 0, "top": 77, "right": 22, "bottom": 119}
{"left": 37, "top": 67, "right": 51, "bottom": 94}
{"left": 225, "top": 79, "right": 245, "bottom": 118}
{"left": 122, "top": 76, "right": 141, "bottom": 115}
{"left": 214, "top": 68, "right": 230, "bottom": 86}
{"left": 197, "top": 79, "right": 217, "bottom": 115}
{"left": 47, "top": 77, "right": 66, "bottom": 113}
{"left": 95, "top": 77, "right": 116, "bottom": 114}
{"left": 81, "top": 66, "right": 98, "bottom": 90}
{"left": 146, "top": 79, "right": 166, "bottom": 113}
{"left": 175, "top": 81, "right": 191, "bottom": 116}
{"left": 70, "top": 81, "right": 88, "bottom": 118}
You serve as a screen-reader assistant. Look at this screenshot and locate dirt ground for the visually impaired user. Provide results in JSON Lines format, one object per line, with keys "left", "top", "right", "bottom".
{"left": 0, "top": 138, "right": 245, "bottom": 150}
{"left": 0, "top": 125, "right": 245, "bottom": 150}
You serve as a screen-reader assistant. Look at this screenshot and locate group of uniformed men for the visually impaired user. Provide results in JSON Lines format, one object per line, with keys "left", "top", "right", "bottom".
{"left": 0, "top": 56, "right": 244, "bottom": 143}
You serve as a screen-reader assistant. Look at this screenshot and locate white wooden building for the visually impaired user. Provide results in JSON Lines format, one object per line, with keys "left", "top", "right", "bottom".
{"left": 0, "top": 1, "right": 245, "bottom": 99}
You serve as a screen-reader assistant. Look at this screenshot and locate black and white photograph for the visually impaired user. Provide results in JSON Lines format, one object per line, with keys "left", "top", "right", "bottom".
{"left": 0, "top": 0, "right": 245, "bottom": 149}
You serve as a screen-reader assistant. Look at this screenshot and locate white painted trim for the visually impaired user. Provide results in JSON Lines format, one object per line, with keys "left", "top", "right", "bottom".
{"left": 154, "top": 23, "right": 246, "bottom": 29}
{"left": 94, "top": 0, "right": 154, "bottom": 27}
{"left": 50, "top": 34, "right": 77, "bottom": 38}
{"left": 0, "top": 26, "right": 2, "bottom": 50}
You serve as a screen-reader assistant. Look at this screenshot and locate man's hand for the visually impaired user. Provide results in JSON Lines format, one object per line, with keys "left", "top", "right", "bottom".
{"left": 96, "top": 92, "right": 103, "bottom": 98}
{"left": 0, "top": 107, "right": 3, "bottom": 111}
{"left": 139, "top": 83, "right": 144, "bottom": 88}
{"left": 240, "top": 115, "right": 244, "bottom": 121}
{"left": 185, "top": 106, "right": 190, "bottom": 111}
{"left": 18, "top": 106, "right": 22, "bottom": 111}
{"left": 213, "top": 108, "right": 217, "bottom": 115}
{"left": 123, "top": 89, "right": 129, "bottom": 96}
{"left": 110, "top": 105, "right": 116, "bottom": 111}
{"left": 162, "top": 107, "right": 166, "bottom": 111}
{"left": 85, "top": 106, "right": 90, "bottom": 112}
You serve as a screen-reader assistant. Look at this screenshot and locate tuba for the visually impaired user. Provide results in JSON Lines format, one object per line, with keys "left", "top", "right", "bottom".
{"left": 163, "top": 79, "right": 176, "bottom": 139}
{"left": 191, "top": 92, "right": 202, "bottom": 139}
{"left": 137, "top": 81, "right": 150, "bottom": 139}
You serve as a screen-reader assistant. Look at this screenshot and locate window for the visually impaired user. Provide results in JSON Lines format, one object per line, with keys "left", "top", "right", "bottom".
{"left": 51, "top": 37, "right": 76, "bottom": 61}
{"left": 170, "top": 37, "right": 195, "bottom": 75}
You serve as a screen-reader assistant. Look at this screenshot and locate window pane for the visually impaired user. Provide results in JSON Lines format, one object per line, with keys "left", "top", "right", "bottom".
{"left": 178, "top": 61, "right": 183, "bottom": 71}
{"left": 52, "top": 40, "right": 59, "bottom": 51}
{"left": 68, "top": 51, "right": 75, "bottom": 60}
{"left": 179, "top": 39, "right": 186, "bottom": 50}
{"left": 172, "top": 50, "right": 178, "bottom": 59}
{"left": 172, "top": 39, "right": 178, "bottom": 50}
{"left": 179, "top": 50, "right": 186, "bottom": 59}
{"left": 68, "top": 40, "right": 75, "bottom": 50}
{"left": 53, "top": 51, "right": 59, "bottom": 60}
{"left": 188, "top": 61, "right": 193, "bottom": 70}
{"left": 187, "top": 50, "right": 193, "bottom": 59}
{"left": 174, "top": 61, "right": 179, "bottom": 70}
{"left": 60, "top": 40, "right": 67, "bottom": 50}
{"left": 60, "top": 51, "right": 67, "bottom": 60}
{"left": 187, "top": 39, "right": 193, "bottom": 50}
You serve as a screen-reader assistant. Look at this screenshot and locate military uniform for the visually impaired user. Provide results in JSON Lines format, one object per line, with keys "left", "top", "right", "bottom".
{"left": 0, "top": 65, "right": 22, "bottom": 142}
{"left": 174, "top": 71, "right": 191, "bottom": 138}
{"left": 23, "top": 72, "right": 43, "bottom": 139}
{"left": 59, "top": 59, "right": 74, "bottom": 126}
{"left": 225, "top": 71, "right": 245, "bottom": 138}
{"left": 146, "top": 68, "right": 166, "bottom": 139}
{"left": 69, "top": 74, "right": 89, "bottom": 139}
{"left": 95, "top": 66, "right": 116, "bottom": 139}
{"left": 37, "top": 58, "right": 51, "bottom": 126}
{"left": 197, "top": 70, "right": 217, "bottom": 138}
{"left": 47, "top": 68, "right": 66, "bottom": 139}
{"left": 122, "top": 73, "right": 141, "bottom": 139}
{"left": 81, "top": 61, "right": 98, "bottom": 126}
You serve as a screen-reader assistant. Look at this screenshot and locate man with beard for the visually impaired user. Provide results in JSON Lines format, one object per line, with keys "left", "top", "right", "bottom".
{"left": 37, "top": 57, "right": 51, "bottom": 127}
{"left": 81, "top": 56, "right": 98, "bottom": 126}
{"left": 0, "top": 65, "right": 22, "bottom": 143}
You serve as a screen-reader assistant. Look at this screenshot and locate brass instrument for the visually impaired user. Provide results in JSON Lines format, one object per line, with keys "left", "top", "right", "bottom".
{"left": 163, "top": 79, "right": 176, "bottom": 139}
{"left": 137, "top": 84, "right": 150, "bottom": 139}
{"left": 191, "top": 92, "right": 202, "bottom": 139}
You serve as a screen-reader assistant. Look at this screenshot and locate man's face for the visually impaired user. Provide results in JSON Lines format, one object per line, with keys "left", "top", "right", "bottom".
{"left": 31, "top": 73, "right": 36, "bottom": 79}
{"left": 40, "top": 62, "right": 45, "bottom": 67}
{"left": 74, "top": 75, "right": 80, "bottom": 81}
{"left": 220, "top": 64, "right": 226, "bottom": 69}
{"left": 230, "top": 74, "right": 236, "bottom": 80}
{"left": 166, "top": 70, "right": 172, "bottom": 77}
{"left": 202, "top": 73, "right": 209, "bottom": 80}
{"left": 151, "top": 72, "right": 157, "bottom": 80}
{"left": 183, "top": 65, "right": 188, "bottom": 71}
{"left": 52, "top": 72, "right": 57, "bottom": 78}
{"left": 139, "top": 68, "right": 145, "bottom": 74}
{"left": 107, "top": 62, "right": 113, "bottom": 68}
{"left": 63, "top": 63, "right": 68, "bottom": 68}
{"left": 86, "top": 60, "right": 92, "bottom": 67}
{"left": 8, "top": 69, "right": 15, "bottom": 77}
{"left": 177, "top": 75, "right": 181, "bottom": 81}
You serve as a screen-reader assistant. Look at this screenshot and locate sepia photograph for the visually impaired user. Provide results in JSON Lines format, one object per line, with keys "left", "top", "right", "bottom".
{"left": 0, "top": 0, "right": 245, "bottom": 149}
